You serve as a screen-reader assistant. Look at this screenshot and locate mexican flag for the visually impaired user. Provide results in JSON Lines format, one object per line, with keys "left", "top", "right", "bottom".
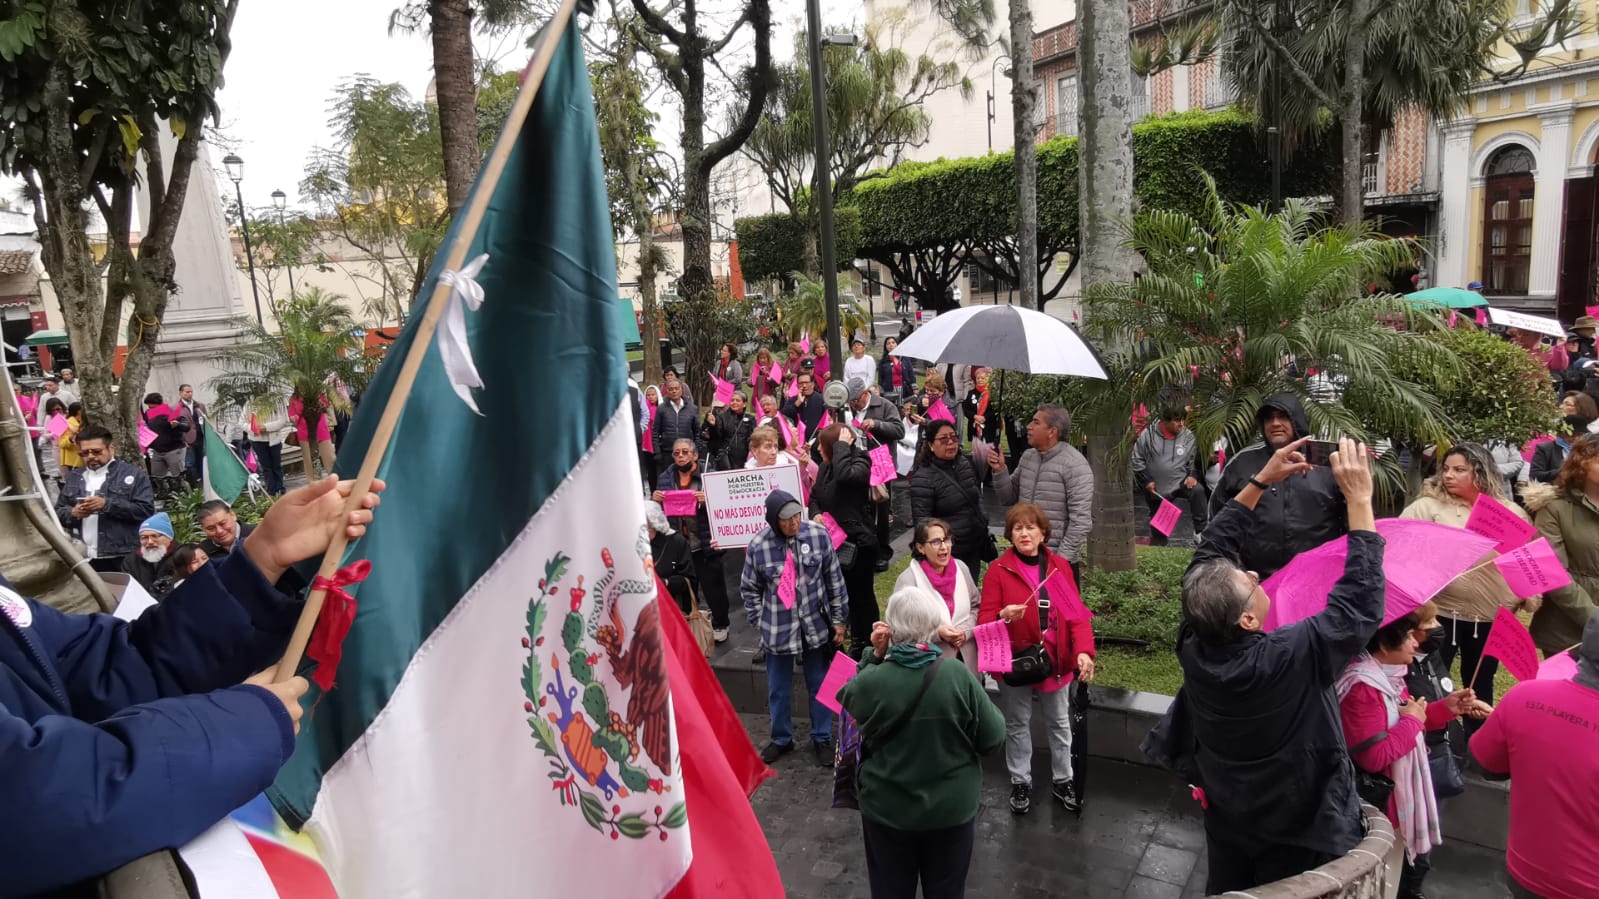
{"left": 266, "top": 14, "right": 780, "bottom": 898}
{"left": 202, "top": 425, "right": 249, "bottom": 503}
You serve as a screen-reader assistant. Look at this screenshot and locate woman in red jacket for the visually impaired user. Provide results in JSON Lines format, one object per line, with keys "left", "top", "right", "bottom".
{"left": 978, "top": 502, "right": 1096, "bottom": 816}
{"left": 1335, "top": 607, "right": 1489, "bottom": 899}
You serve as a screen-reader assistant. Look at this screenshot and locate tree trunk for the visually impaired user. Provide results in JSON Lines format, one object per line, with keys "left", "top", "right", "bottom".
{"left": 1339, "top": 0, "right": 1370, "bottom": 226}
{"left": 638, "top": 221, "right": 663, "bottom": 388}
{"left": 430, "top": 0, "right": 480, "bottom": 215}
{"left": 1009, "top": 0, "right": 1040, "bottom": 311}
{"left": 678, "top": 53, "right": 720, "bottom": 405}
{"left": 1078, "top": 0, "right": 1139, "bottom": 572}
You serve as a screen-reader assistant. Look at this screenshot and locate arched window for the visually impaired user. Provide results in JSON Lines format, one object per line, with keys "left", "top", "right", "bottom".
{"left": 1482, "top": 145, "right": 1536, "bottom": 294}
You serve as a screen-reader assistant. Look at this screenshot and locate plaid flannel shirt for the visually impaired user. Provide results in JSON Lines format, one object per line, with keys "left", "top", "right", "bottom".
{"left": 741, "top": 520, "right": 848, "bottom": 655}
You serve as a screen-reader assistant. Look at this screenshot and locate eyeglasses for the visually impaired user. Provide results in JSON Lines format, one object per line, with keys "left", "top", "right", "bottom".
{"left": 932, "top": 434, "right": 958, "bottom": 444}
{"left": 921, "top": 537, "right": 951, "bottom": 548}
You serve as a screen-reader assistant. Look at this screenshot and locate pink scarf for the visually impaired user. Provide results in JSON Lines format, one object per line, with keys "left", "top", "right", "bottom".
{"left": 919, "top": 559, "right": 958, "bottom": 614}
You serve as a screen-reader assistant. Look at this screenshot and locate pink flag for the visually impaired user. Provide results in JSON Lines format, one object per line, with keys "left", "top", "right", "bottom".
{"left": 815, "top": 650, "right": 857, "bottom": 713}
{"left": 769, "top": 362, "right": 783, "bottom": 384}
{"left": 1481, "top": 605, "right": 1541, "bottom": 682}
{"left": 786, "top": 378, "right": 799, "bottom": 399}
{"left": 1538, "top": 650, "right": 1578, "bottom": 681}
{"left": 1447, "top": 310, "right": 1458, "bottom": 329}
{"left": 1474, "top": 307, "right": 1489, "bottom": 327}
{"left": 820, "top": 512, "right": 848, "bottom": 549}
{"left": 927, "top": 400, "right": 954, "bottom": 424}
{"left": 973, "top": 620, "right": 1013, "bottom": 674}
{"left": 778, "top": 414, "right": 798, "bottom": 449}
{"left": 776, "top": 552, "right": 797, "bottom": 610}
{"left": 708, "top": 371, "right": 735, "bottom": 406}
{"left": 868, "top": 444, "right": 897, "bottom": 486}
{"left": 1465, "top": 493, "right": 1539, "bottom": 554}
{"left": 800, "top": 334, "right": 811, "bottom": 354}
{"left": 137, "top": 422, "right": 157, "bottom": 451}
{"left": 795, "top": 417, "right": 807, "bottom": 449}
{"left": 819, "top": 410, "right": 832, "bottom": 431}
{"left": 1521, "top": 434, "right": 1554, "bottom": 462}
{"left": 661, "top": 489, "right": 698, "bottom": 517}
{"left": 1150, "top": 498, "right": 1182, "bottom": 536}
{"left": 45, "top": 413, "right": 68, "bottom": 440}
{"left": 1493, "top": 538, "right": 1574, "bottom": 599}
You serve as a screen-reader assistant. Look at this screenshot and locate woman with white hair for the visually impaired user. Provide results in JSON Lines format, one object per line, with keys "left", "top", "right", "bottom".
{"left": 645, "top": 500, "right": 696, "bottom": 615}
{"left": 838, "top": 586, "right": 1005, "bottom": 899}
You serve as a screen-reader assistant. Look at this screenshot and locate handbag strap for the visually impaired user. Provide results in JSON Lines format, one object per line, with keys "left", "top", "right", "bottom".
{"left": 925, "top": 459, "right": 984, "bottom": 513}
{"left": 871, "top": 657, "right": 944, "bottom": 747}
{"left": 1349, "top": 729, "right": 1388, "bottom": 755}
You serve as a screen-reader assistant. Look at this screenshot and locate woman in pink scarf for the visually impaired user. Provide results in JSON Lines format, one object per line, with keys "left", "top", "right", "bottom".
{"left": 748, "top": 347, "right": 780, "bottom": 401}
{"left": 639, "top": 384, "right": 661, "bottom": 491}
{"left": 287, "top": 392, "right": 335, "bottom": 473}
{"left": 893, "top": 519, "right": 980, "bottom": 673}
{"left": 1336, "top": 607, "right": 1489, "bottom": 896}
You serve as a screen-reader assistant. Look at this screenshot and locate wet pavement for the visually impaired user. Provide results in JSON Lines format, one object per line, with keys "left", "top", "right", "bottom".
{"left": 740, "top": 710, "right": 1517, "bottom": 898}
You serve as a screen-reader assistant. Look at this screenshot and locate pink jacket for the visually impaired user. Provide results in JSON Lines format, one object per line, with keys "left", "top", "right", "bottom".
{"left": 287, "top": 395, "right": 332, "bottom": 443}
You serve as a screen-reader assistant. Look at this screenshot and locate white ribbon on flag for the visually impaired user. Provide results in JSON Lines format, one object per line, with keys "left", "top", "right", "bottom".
{"left": 435, "top": 254, "right": 490, "bottom": 415}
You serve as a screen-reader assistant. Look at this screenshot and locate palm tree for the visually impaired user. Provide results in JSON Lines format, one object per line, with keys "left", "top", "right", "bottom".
{"left": 1045, "top": 175, "right": 1460, "bottom": 557}
{"left": 210, "top": 288, "right": 368, "bottom": 483}
{"left": 780, "top": 272, "right": 869, "bottom": 348}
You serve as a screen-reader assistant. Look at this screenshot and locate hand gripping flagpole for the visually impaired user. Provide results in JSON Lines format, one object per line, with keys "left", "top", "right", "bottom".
{"left": 273, "top": 0, "right": 580, "bottom": 684}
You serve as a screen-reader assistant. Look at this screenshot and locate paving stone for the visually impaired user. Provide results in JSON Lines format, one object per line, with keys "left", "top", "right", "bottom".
{"left": 1136, "top": 843, "right": 1199, "bottom": 886}
{"left": 1124, "top": 874, "right": 1187, "bottom": 899}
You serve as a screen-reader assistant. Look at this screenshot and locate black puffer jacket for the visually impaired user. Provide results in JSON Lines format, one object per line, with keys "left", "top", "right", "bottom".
{"left": 910, "top": 452, "right": 989, "bottom": 551}
{"left": 811, "top": 440, "right": 876, "bottom": 549}
{"left": 701, "top": 407, "right": 756, "bottom": 471}
{"left": 1208, "top": 392, "right": 1346, "bottom": 577}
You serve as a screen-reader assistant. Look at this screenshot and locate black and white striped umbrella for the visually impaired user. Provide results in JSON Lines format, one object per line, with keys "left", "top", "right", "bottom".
{"left": 889, "top": 305, "right": 1108, "bottom": 378}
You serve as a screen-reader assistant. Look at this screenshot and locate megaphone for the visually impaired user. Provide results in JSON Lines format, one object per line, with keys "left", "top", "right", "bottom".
{"left": 822, "top": 379, "right": 850, "bottom": 411}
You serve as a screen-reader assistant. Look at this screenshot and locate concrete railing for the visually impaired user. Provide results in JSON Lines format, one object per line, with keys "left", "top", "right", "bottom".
{"left": 1223, "top": 804, "right": 1403, "bottom": 899}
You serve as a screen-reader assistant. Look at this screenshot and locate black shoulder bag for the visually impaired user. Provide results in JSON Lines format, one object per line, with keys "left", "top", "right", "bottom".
{"left": 1348, "top": 730, "right": 1396, "bottom": 808}
{"left": 1003, "top": 575, "right": 1054, "bottom": 687}
{"left": 925, "top": 461, "right": 1000, "bottom": 562}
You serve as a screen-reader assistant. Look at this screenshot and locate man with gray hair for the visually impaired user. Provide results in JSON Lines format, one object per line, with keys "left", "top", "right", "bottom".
{"left": 988, "top": 403, "right": 1094, "bottom": 578}
{"left": 1143, "top": 436, "right": 1382, "bottom": 894}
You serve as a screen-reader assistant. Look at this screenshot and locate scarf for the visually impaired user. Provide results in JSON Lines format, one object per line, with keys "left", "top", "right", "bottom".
{"left": 976, "top": 385, "right": 990, "bottom": 419}
{"left": 1335, "top": 653, "right": 1441, "bottom": 861}
{"left": 919, "top": 558, "right": 958, "bottom": 614}
{"left": 891, "top": 363, "right": 902, "bottom": 389}
{"left": 887, "top": 642, "right": 940, "bottom": 669}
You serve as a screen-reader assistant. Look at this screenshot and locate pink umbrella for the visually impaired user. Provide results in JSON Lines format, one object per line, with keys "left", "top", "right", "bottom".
{"left": 1262, "top": 519, "right": 1500, "bottom": 631}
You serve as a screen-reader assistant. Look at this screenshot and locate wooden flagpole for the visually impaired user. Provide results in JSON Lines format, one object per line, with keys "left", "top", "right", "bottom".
{"left": 273, "top": 0, "right": 580, "bottom": 682}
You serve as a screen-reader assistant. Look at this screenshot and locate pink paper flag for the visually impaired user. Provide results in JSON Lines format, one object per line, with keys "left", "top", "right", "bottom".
{"left": 1150, "top": 498, "right": 1182, "bottom": 536}
{"left": 800, "top": 334, "right": 811, "bottom": 354}
{"left": 778, "top": 414, "right": 798, "bottom": 449}
{"left": 1474, "top": 307, "right": 1489, "bottom": 327}
{"left": 786, "top": 378, "right": 799, "bottom": 398}
{"left": 815, "top": 650, "right": 858, "bottom": 714}
{"left": 820, "top": 512, "right": 848, "bottom": 549}
{"left": 776, "top": 552, "right": 797, "bottom": 610}
{"left": 769, "top": 362, "right": 783, "bottom": 384}
{"left": 819, "top": 410, "right": 832, "bottom": 431}
{"left": 868, "top": 444, "right": 897, "bottom": 486}
{"left": 1521, "top": 434, "right": 1554, "bottom": 462}
{"left": 1482, "top": 605, "right": 1541, "bottom": 682}
{"left": 661, "top": 489, "right": 698, "bottom": 517}
{"left": 708, "top": 371, "right": 735, "bottom": 406}
{"left": 1493, "top": 538, "right": 1574, "bottom": 599}
{"left": 1538, "top": 650, "right": 1578, "bottom": 681}
{"left": 1465, "top": 493, "right": 1539, "bottom": 554}
{"left": 137, "top": 422, "right": 157, "bottom": 451}
{"left": 927, "top": 400, "right": 954, "bottom": 423}
{"left": 1447, "top": 310, "right": 1458, "bottom": 329}
{"left": 45, "top": 413, "right": 68, "bottom": 440}
{"left": 973, "top": 620, "right": 1013, "bottom": 674}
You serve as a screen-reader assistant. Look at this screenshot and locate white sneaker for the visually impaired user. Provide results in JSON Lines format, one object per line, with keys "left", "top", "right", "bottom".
{"left": 713, "top": 628, "right": 729, "bottom": 643}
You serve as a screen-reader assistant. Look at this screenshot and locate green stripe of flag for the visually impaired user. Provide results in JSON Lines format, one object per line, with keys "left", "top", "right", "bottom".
{"left": 202, "top": 426, "right": 248, "bottom": 504}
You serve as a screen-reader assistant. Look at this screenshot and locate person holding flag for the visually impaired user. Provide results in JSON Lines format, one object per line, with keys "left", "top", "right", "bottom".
{"left": 741, "top": 489, "right": 847, "bottom": 767}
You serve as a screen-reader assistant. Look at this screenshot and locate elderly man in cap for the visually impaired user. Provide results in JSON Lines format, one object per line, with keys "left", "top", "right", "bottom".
{"left": 56, "top": 368, "right": 79, "bottom": 405}
{"left": 844, "top": 377, "right": 906, "bottom": 570}
{"left": 123, "top": 511, "right": 178, "bottom": 598}
{"left": 742, "top": 489, "right": 848, "bottom": 767}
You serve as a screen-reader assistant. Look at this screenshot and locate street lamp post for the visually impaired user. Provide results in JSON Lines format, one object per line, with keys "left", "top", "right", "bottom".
{"left": 806, "top": 4, "right": 856, "bottom": 372}
{"left": 986, "top": 54, "right": 1012, "bottom": 152}
{"left": 223, "top": 154, "right": 264, "bottom": 325}
{"left": 271, "top": 189, "right": 297, "bottom": 299}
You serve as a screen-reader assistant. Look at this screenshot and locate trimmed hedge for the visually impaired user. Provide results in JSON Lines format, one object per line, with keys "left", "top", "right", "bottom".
{"left": 735, "top": 207, "right": 862, "bottom": 282}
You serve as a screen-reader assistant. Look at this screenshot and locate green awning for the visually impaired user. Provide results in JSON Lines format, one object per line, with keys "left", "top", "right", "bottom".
{"left": 22, "top": 329, "right": 68, "bottom": 347}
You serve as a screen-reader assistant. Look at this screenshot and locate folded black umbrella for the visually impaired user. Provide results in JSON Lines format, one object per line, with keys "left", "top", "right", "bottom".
{"left": 1070, "top": 679, "right": 1090, "bottom": 814}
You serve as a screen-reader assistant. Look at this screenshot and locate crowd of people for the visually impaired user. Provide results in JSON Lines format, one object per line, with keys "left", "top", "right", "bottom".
{"left": 634, "top": 322, "right": 1599, "bottom": 899}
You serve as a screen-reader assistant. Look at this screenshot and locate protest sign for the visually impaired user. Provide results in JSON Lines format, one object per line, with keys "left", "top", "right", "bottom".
{"left": 776, "top": 553, "right": 797, "bottom": 610}
{"left": 45, "top": 413, "right": 68, "bottom": 440}
{"left": 1488, "top": 307, "right": 1564, "bottom": 337}
{"left": 816, "top": 651, "right": 859, "bottom": 714}
{"left": 1465, "top": 494, "right": 1539, "bottom": 554}
{"left": 973, "top": 621, "right": 1013, "bottom": 674}
{"left": 702, "top": 464, "right": 806, "bottom": 548}
{"left": 868, "top": 444, "right": 897, "bottom": 486}
{"left": 1493, "top": 538, "right": 1573, "bottom": 599}
{"left": 137, "top": 422, "right": 157, "bottom": 451}
{"left": 661, "top": 490, "right": 698, "bottom": 517}
{"left": 1480, "top": 605, "right": 1540, "bottom": 682}
{"left": 820, "top": 512, "right": 848, "bottom": 549}
{"left": 1150, "top": 498, "right": 1182, "bottom": 536}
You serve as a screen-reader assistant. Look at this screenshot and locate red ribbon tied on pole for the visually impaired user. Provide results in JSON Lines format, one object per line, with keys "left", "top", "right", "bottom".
{"left": 306, "top": 560, "right": 372, "bottom": 691}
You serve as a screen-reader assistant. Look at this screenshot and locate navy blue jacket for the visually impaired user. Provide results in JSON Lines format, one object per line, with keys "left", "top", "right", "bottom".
{"left": 0, "top": 552, "right": 300, "bottom": 897}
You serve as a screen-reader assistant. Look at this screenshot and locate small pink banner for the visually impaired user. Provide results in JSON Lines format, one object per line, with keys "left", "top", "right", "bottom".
{"left": 1538, "top": 650, "right": 1578, "bottom": 681}
{"left": 1150, "top": 498, "right": 1182, "bottom": 536}
{"left": 1493, "top": 538, "right": 1573, "bottom": 599}
{"left": 1474, "top": 307, "right": 1489, "bottom": 327}
{"left": 661, "top": 489, "right": 698, "bottom": 517}
{"left": 776, "top": 552, "right": 797, "bottom": 610}
{"left": 709, "top": 371, "right": 735, "bottom": 406}
{"left": 786, "top": 378, "right": 799, "bottom": 398}
{"left": 45, "top": 413, "right": 68, "bottom": 440}
{"left": 1482, "top": 605, "right": 1540, "bottom": 682}
{"left": 1447, "top": 310, "right": 1458, "bottom": 329}
{"left": 815, "top": 650, "right": 857, "bottom": 714}
{"left": 137, "top": 422, "right": 157, "bottom": 451}
{"left": 769, "top": 362, "right": 783, "bottom": 384}
{"left": 973, "top": 620, "right": 1012, "bottom": 674}
{"left": 1521, "top": 434, "right": 1554, "bottom": 462}
{"left": 820, "top": 512, "right": 847, "bottom": 549}
{"left": 868, "top": 444, "right": 897, "bottom": 486}
{"left": 800, "top": 333, "right": 811, "bottom": 354}
{"left": 927, "top": 400, "right": 954, "bottom": 423}
{"left": 1465, "top": 493, "right": 1539, "bottom": 554}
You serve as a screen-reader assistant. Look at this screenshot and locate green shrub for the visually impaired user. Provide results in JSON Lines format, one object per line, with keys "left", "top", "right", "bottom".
{"left": 1079, "top": 545, "right": 1190, "bottom": 648}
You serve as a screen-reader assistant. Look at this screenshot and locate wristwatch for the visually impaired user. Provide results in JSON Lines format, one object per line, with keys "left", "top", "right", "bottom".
{"left": 1248, "top": 476, "right": 1269, "bottom": 491}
